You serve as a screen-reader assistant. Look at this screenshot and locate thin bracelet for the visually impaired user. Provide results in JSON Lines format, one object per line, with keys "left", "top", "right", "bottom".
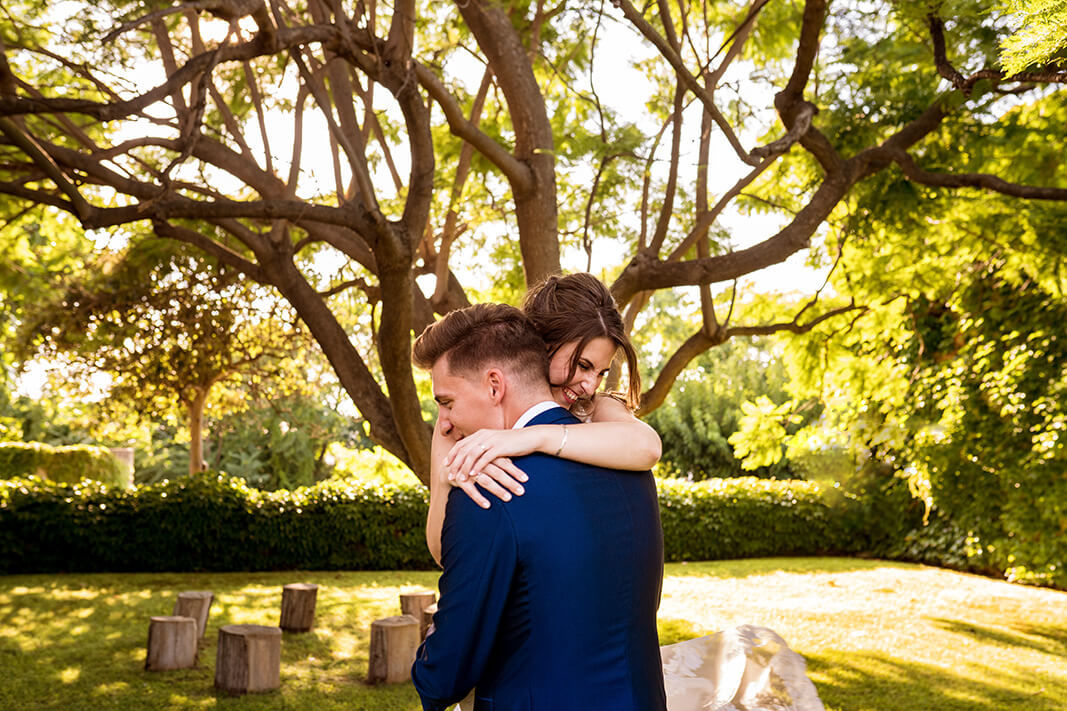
{"left": 554, "top": 424, "right": 568, "bottom": 456}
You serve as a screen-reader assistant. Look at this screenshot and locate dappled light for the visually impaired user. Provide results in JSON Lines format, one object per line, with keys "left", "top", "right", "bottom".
{"left": 0, "top": 561, "right": 1062, "bottom": 709}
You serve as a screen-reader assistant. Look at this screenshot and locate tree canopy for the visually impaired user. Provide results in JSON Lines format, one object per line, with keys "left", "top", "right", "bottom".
{"left": 0, "top": 0, "right": 1064, "bottom": 483}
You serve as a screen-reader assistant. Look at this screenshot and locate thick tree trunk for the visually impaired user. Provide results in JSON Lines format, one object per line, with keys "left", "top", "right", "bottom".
{"left": 377, "top": 257, "right": 433, "bottom": 482}
{"left": 454, "top": 0, "right": 560, "bottom": 287}
{"left": 267, "top": 256, "right": 411, "bottom": 468}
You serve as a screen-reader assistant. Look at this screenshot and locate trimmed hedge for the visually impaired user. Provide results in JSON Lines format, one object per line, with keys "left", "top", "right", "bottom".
{"left": 658, "top": 477, "right": 851, "bottom": 562}
{"left": 0, "top": 442, "right": 129, "bottom": 488}
{"left": 0, "top": 473, "right": 433, "bottom": 574}
{"left": 0, "top": 471, "right": 935, "bottom": 575}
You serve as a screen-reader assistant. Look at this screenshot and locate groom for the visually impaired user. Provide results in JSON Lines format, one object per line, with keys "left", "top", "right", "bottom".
{"left": 409, "top": 303, "right": 666, "bottom": 711}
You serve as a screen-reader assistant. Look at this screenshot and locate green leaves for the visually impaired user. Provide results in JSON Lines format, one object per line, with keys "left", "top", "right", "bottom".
{"left": 729, "top": 395, "right": 801, "bottom": 470}
{"left": 999, "top": 0, "right": 1067, "bottom": 75}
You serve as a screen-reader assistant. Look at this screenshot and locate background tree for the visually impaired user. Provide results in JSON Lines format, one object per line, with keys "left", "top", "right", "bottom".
{"left": 645, "top": 336, "right": 812, "bottom": 480}
{"left": 0, "top": 0, "right": 1064, "bottom": 484}
{"left": 17, "top": 238, "right": 312, "bottom": 474}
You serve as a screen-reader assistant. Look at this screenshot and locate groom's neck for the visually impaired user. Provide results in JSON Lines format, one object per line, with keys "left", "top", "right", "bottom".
{"left": 501, "top": 384, "right": 556, "bottom": 429}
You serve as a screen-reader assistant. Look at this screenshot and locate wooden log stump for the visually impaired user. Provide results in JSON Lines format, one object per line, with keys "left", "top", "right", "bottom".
{"left": 399, "top": 590, "right": 437, "bottom": 639}
{"left": 145, "top": 615, "right": 198, "bottom": 671}
{"left": 279, "top": 583, "right": 318, "bottom": 633}
{"left": 368, "top": 615, "right": 420, "bottom": 684}
{"left": 214, "top": 624, "right": 282, "bottom": 695}
{"left": 421, "top": 603, "right": 438, "bottom": 640}
{"left": 173, "top": 590, "right": 213, "bottom": 640}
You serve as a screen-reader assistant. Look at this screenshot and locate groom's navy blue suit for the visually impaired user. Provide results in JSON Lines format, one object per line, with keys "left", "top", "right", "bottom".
{"left": 411, "top": 406, "right": 667, "bottom": 711}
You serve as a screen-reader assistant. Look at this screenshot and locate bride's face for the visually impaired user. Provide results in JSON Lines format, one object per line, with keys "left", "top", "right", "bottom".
{"left": 548, "top": 336, "right": 617, "bottom": 409}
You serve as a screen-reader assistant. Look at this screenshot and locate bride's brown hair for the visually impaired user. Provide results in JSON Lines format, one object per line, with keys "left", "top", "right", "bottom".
{"left": 521, "top": 272, "right": 642, "bottom": 411}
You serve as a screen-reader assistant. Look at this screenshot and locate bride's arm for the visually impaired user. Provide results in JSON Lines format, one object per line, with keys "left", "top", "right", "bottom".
{"left": 427, "top": 419, "right": 529, "bottom": 566}
{"left": 425, "top": 420, "right": 454, "bottom": 566}
{"left": 446, "top": 395, "right": 662, "bottom": 481}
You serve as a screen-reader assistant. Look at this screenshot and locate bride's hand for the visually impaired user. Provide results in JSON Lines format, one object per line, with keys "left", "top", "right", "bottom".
{"left": 452, "top": 458, "right": 527, "bottom": 509}
{"left": 446, "top": 429, "right": 539, "bottom": 483}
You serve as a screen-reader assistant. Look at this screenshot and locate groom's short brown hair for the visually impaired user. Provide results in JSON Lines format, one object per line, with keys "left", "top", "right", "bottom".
{"left": 412, "top": 303, "right": 549, "bottom": 384}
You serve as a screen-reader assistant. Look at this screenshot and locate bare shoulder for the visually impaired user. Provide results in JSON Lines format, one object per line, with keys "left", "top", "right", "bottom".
{"left": 588, "top": 392, "right": 637, "bottom": 423}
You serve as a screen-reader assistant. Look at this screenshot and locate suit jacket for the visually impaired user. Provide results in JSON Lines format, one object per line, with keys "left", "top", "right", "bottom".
{"left": 411, "top": 406, "right": 667, "bottom": 711}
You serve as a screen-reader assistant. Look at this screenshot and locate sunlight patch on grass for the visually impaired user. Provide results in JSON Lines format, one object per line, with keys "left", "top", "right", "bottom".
{"left": 661, "top": 558, "right": 1067, "bottom": 711}
{"left": 91, "top": 681, "right": 129, "bottom": 695}
{"left": 0, "top": 562, "right": 1063, "bottom": 711}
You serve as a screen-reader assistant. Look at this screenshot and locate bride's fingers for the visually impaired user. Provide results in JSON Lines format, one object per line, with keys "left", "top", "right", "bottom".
{"left": 453, "top": 442, "right": 494, "bottom": 482}
{"left": 455, "top": 479, "right": 492, "bottom": 509}
{"left": 444, "top": 436, "right": 481, "bottom": 469}
{"left": 469, "top": 472, "right": 513, "bottom": 503}
{"left": 465, "top": 444, "right": 498, "bottom": 480}
{"left": 494, "top": 458, "right": 528, "bottom": 485}
{"left": 479, "top": 460, "right": 526, "bottom": 496}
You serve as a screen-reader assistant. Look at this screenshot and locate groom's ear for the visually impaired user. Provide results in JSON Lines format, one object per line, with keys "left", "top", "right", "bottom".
{"left": 485, "top": 368, "right": 506, "bottom": 405}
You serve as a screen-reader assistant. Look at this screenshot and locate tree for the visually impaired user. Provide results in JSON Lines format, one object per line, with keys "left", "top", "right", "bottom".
{"left": 0, "top": 0, "right": 1064, "bottom": 482}
{"left": 17, "top": 238, "right": 312, "bottom": 473}
{"left": 644, "top": 336, "right": 808, "bottom": 479}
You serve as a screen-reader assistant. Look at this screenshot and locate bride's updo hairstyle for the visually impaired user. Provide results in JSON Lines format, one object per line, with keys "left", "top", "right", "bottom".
{"left": 522, "top": 272, "right": 642, "bottom": 411}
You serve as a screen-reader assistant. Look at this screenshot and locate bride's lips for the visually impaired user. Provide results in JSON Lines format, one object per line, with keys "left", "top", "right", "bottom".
{"left": 562, "top": 387, "right": 582, "bottom": 405}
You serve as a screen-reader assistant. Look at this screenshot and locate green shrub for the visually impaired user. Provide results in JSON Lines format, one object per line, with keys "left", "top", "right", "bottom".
{"left": 0, "top": 472, "right": 433, "bottom": 574}
{"left": 0, "top": 442, "right": 128, "bottom": 487}
{"left": 0, "top": 470, "right": 1007, "bottom": 580}
{"left": 657, "top": 477, "right": 850, "bottom": 561}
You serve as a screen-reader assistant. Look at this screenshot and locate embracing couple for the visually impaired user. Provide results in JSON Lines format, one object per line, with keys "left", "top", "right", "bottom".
{"left": 409, "top": 273, "right": 668, "bottom": 711}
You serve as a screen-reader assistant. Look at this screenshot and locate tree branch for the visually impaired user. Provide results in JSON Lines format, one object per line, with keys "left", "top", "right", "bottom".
{"left": 0, "top": 117, "right": 92, "bottom": 219}
{"left": 613, "top": 0, "right": 758, "bottom": 166}
{"left": 890, "top": 149, "right": 1067, "bottom": 200}
{"left": 152, "top": 219, "right": 268, "bottom": 281}
{"left": 413, "top": 62, "right": 531, "bottom": 192}
{"left": 638, "top": 301, "right": 865, "bottom": 414}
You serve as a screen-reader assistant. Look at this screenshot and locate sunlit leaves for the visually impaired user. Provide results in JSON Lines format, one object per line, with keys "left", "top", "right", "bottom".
{"left": 999, "top": 0, "right": 1067, "bottom": 75}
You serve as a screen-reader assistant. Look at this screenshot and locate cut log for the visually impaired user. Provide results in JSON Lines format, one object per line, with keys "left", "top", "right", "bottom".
{"left": 145, "top": 615, "right": 197, "bottom": 671}
{"left": 399, "top": 590, "right": 436, "bottom": 639}
{"left": 422, "top": 603, "right": 438, "bottom": 640}
{"left": 214, "top": 624, "right": 282, "bottom": 695}
{"left": 173, "top": 590, "right": 213, "bottom": 640}
{"left": 279, "top": 583, "right": 318, "bottom": 633}
{"left": 368, "top": 615, "right": 420, "bottom": 684}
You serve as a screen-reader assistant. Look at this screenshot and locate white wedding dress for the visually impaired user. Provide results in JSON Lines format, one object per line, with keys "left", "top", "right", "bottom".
{"left": 456, "top": 624, "right": 824, "bottom": 711}
{"left": 660, "top": 625, "right": 825, "bottom": 711}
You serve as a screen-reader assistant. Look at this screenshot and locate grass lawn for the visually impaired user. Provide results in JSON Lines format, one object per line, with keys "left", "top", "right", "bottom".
{"left": 0, "top": 558, "right": 1064, "bottom": 710}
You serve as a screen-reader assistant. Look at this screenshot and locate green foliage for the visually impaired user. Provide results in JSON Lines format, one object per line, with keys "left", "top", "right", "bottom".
{"left": 657, "top": 477, "right": 847, "bottom": 562}
{"left": 780, "top": 260, "right": 1067, "bottom": 589}
{"left": 0, "top": 441, "right": 127, "bottom": 487}
{"left": 0, "top": 469, "right": 1034, "bottom": 583}
{"left": 646, "top": 339, "right": 806, "bottom": 479}
{"left": 207, "top": 393, "right": 363, "bottom": 491}
{"left": 900, "top": 269, "right": 1067, "bottom": 587}
{"left": 1000, "top": 0, "right": 1067, "bottom": 74}
{"left": 729, "top": 396, "right": 802, "bottom": 470}
{"left": 0, "top": 472, "right": 434, "bottom": 574}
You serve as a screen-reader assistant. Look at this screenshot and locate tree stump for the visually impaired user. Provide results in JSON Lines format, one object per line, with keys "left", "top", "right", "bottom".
{"left": 279, "top": 583, "right": 318, "bottom": 633}
{"left": 173, "top": 590, "right": 213, "bottom": 640}
{"left": 421, "top": 603, "right": 438, "bottom": 640}
{"left": 145, "top": 615, "right": 198, "bottom": 671}
{"left": 368, "top": 615, "right": 420, "bottom": 683}
{"left": 399, "top": 590, "right": 436, "bottom": 639}
{"left": 214, "top": 624, "right": 282, "bottom": 695}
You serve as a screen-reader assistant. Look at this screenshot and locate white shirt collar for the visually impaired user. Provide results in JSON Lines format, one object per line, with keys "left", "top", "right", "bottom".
{"left": 512, "top": 400, "right": 561, "bottom": 429}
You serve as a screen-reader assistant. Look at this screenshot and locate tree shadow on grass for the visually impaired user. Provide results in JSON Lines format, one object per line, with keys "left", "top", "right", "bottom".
{"left": 0, "top": 573, "right": 434, "bottom": 710}
{"left": 664, "top": 557, "right": 918, "bottom": 580}
{"left": 807, "top": 651, "right": 1067, "bottom": 711}
{"left": 930, "top": 617, "right": 1067, "bottom": 657}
